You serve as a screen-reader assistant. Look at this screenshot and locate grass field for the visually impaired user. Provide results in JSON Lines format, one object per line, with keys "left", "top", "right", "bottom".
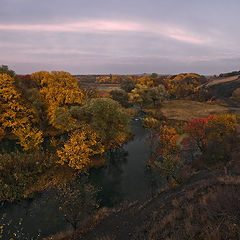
{"left": 161, "top": 100, "right": 229, "bottom": 121}
{"left": 83, "top": 83, "right": 120, "bottom": 91}
{"left": 207, "top": 75, "right": 240, "bottom": 86}
{"left": 96, "top": 86, "right": 120, "bottom": 91}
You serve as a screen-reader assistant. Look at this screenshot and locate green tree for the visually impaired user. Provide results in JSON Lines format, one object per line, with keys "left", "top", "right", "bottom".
{"left": 129, "top": 84, "right": 168, "bottom": 107}
{"left": 110, "top": 89, "right": 129, "bottom": 107}
{"left": 120, "top": 77, "right": 135, "bottom": 92}
{"left": 151, "top": 73, "right": 158, "bottom": 79}
{"left": 0, "top": 65, "right": 15, "bottom": 77}
{"left": 75, "top": 98, "right": 131, "bottom": 149}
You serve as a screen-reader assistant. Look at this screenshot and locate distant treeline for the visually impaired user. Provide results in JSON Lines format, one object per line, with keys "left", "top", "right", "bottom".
{"left": 219, "top": 71, "right": 240, "bottom": 78}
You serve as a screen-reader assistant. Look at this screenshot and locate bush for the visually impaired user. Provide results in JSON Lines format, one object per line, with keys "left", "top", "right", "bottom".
{"left": 0, "top": 151, "right": 52, "bottom": 202}
{"left": 184, "top": 114, "right": 238, "bottom": 164}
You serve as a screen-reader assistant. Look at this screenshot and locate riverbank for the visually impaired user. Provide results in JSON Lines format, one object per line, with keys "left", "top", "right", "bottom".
{"left": 51, "top": 166, "right": 240, "bottom": 240}
{"left": 0, "top": 113, "right": 154, "bottom": 239}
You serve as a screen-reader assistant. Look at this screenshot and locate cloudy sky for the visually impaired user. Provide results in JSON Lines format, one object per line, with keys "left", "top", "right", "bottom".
{"left": 0, "top": 0, "right": 239, "bottom": 74}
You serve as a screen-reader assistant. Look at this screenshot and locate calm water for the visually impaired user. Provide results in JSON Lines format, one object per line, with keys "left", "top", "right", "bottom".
{"left": 0, "top": 117, "right": 153, "bottom": 239}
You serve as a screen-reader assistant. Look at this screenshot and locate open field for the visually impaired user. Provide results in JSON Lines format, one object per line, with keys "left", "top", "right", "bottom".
{"left": 207, "top": 75, "right": 240, "bottom": 86}
{"left": 83, "top": 83, "right": 120, "bottom": 91}
{"left": 161, "top": 100, "right": 229, "bottom": 121}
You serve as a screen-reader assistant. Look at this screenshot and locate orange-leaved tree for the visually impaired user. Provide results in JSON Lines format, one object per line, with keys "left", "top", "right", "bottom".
{"left": 184, "top": 114, "right": 237, "bottom": 162}
{"left": 0, "top": 73, "right": 43, "bottom": 150}
{"left": 184, "top": 115, "right": 215, "bottom": 153}
{"left": 57, "top": 124, "right": 104, "bottom": 171}
{"left": 149, "top": 126, "right": 182, "bottom": 183}
{"left": 31, "top": 71, "right": 84, "bottom": 131}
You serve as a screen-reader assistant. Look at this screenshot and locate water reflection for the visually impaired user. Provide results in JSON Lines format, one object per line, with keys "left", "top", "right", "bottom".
{"left": 89, "top": 148, "right": 129, "bottom": 207}
{"left": 0, "top": 114, "right": 155, "bottom": 238}
{"left": 0, "top": 191, "right": 66, "bottom": 239}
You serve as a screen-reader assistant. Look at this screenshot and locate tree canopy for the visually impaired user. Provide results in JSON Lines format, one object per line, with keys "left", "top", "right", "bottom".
{"left": 79, "top": 98, "right": 131, "bottom": 149}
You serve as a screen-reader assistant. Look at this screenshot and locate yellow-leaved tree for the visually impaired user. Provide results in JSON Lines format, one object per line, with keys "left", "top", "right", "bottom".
{"left": 31, "top": 71, "right": 84, "bottom": 131}
{"left": 167, "top": 73, "right": 207, "bottom": 99}
{"left": 0, "top": 73, "right": 43, "bottom": 150}
{"left": 136, "top": 76, "right": 153, "bottom": 86}
{"left": 57, "top": 125, "right": 104, "bottom": 171}
{"left": 207, "top": 114, "right": 237, "bottom": 143}
{"left": 148, "top": 126, "right": 182, "bottom": 183}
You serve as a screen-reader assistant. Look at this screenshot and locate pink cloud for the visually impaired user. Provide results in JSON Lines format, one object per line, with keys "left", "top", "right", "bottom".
{"left": 0, "top": 19, "right": 213, "bottom": 45}
{"left": 0, "top": 20, "right": 141, "bottom": 32}
{"left": 162, "top": 27, "right": 209, "bottom": 45}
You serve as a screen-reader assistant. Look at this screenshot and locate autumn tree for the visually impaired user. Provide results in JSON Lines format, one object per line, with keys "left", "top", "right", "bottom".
{"left": 149, "top": 126, "right": 182, "bottom": 183}
{"left": 136, "top": 75, "right": 154, "bottom": 87}
{"left": 110, "top": 89, "right": 129, "bottom": 107}
{"left": 57, "top": 124, "right": 104, "bottom": 171}
{"left": 184, "top": 115, "right": 212, "bottom": 153}
{"left": 30, "top": 71, "right": 84, "bottom": 131}
{"left": 120, "top": 77, "right": 135, "bottom": 92}
{"left": 143, "top": 117, "right": 160, "bottom": 129}
{"left": 110, "top": 74, "right": 120, "bottom": 83}
{"left": 184, "top": 114, "right": 237, "bottom": 163}
{"left": 72, "top": 98, "right": 131, "bottom": 149}
{"left": 56, "top": 178, "right": 99, "bottom": 232}
{"left": 0, "top": 151, "right": 51, "bottom": 202}
{"left": 150, "top": 73, "right": 158, "bottom": 79}
{"left": 167, "top": 73, "right": 207, "bottom": 99}
{"left": 96, "top": 75, "right": 111, "bottom": 83}
{"left": 0, "top": 73, "right": 43, "bottom": 150}
{"left": 0, "top": 65, "right": 15, "bottom": 77}
{"left": 207, "top": 114, "right": 237, "bottom": 142}
{"left": 129, "top": 84, "right": 168, "bottom": 107}
{"left": 147, "top": 85, "right": 168, "bottom": 106}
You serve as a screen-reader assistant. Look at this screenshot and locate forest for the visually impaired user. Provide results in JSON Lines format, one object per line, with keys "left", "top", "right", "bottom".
{"left": 0, "top": 65, "right": 240, "bottom": 240}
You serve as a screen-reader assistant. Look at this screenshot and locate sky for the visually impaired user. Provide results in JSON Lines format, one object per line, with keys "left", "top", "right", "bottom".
{"left": 0, "top": 0, "right": 239, "bottom": 75}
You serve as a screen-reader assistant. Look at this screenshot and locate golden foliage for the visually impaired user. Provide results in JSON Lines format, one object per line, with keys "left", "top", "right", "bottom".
{"left": 143, "top": 117, "right": 159, "bottom": 129}
{"left": 13, "top": 125, "right": 43, "bottom": 150}
{"left": 157, "top": 126, "right": 180, "bottom": 156}
{"left": 149, "top": 126, "right": 182, "bottom": 181}
{"left": 96, "top": 75, "right": 120, "bottom": 83}
{"left": 167, "top": 73, "right": 207, "bottom": 99}
{"left": 96, "top": 76, "right": 111, "bottom": 83}
{"left": 207, "top": 114, "right": 237, "bottom": 143}
{"left": 0, "top": 74, "right": 43, "bottom": 150}
{"left": 136, "top": 76, "right": 153, "bottom": 86}
{"left": 31, "top": 71, "right": 84, "bottom": 129}
{"left": 57, "top": 125, "right": 104, "bottom": 171}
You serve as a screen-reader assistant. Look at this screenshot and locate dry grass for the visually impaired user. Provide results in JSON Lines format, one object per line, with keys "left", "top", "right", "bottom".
{"left": 161, "top": 100, "right": 229, "bottom": 121}
{"left": 53, "top": 169, "right": 240, "bottom": 240}
{"left": 96, "top": 86, "right": 120, "bottom": 91}
{"left": 145, "top": 175, "right": 240, "bottom": 240}
{"left": 207, "top": 75, "right": 240, "bottom": 86}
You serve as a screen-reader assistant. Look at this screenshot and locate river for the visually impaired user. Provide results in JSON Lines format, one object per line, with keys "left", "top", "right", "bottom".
{"left": 0, "top": 116, "right": 154, "bottom": 239}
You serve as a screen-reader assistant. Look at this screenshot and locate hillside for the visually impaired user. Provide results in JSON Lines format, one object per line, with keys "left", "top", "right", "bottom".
{"left": 55, "top": 163, "right": 240, "bottom": 240}
{"left": 207, "top": 75, "right": 240, "bottom": 87}
{"left": 206, "top": 75, "right": 240, "bottom": 99}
